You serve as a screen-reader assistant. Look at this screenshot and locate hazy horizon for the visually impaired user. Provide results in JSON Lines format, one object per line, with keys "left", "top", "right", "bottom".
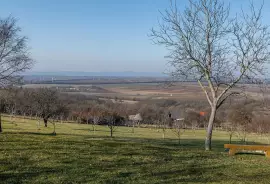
{"left": 22, "top": 71, "right": 167, "bottom": 78}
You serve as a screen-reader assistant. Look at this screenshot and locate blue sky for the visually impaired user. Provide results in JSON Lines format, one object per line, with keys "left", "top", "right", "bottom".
{"left": 0, "top": 0, "right": 268, "bottom": 73}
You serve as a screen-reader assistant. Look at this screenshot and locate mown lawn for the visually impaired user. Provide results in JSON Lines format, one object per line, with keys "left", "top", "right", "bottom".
{"left": 1, "top": 117, "right": 270, "bottom": 184}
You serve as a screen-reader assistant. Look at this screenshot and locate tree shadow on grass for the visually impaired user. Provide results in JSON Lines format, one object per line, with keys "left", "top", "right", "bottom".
{"left": 0, "top": 165, "right": 83, "bottom": 184}
{"left": 1, "top": 131, "right": 57, "bottom": 136}
{"left": 150, "top": 164, "right": 228, "bottom": 183}
{"left": 73, "top": 128, "right": 111, "bottom": 133}
{"left": 2, "top": 130, "right": 258, "bottom": 151}
{"left": 236, "top": 152, "right": 265, "bottom": 157}
{"left": 1, "top": 132, "right": 270, "bottom": 184}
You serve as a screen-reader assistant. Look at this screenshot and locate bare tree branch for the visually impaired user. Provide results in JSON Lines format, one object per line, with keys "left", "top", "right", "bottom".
{"left": 0, "top": 16, "right": 34, "bottom": 86}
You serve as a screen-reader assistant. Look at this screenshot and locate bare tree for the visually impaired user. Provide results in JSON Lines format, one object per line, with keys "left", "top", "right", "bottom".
{"left": 0, "top": 90, "right": 8, "bottom": 132}
{"left": 222, "top": 121, "right": 236, "bottom": 144}
{"left": 5, "top": 89, "right": 21, "bottom": 124}
{"left": 47, "top": 104, "right": 69, "bottom": 135}
{"left": 19, "top": 89, "right": 35, "bottom": 121}
{"left": 104, "top": 111, "right": 122, "bottom": 138}
{"left": 33, "top": 88, "right": 68, "bottom": 129}
{"left": 171, "top": 119, "right": 185, "bottom": 144}
{"left": 151, "top": 0, "right": 270, "bottom": 150}
{"left": 90, "top": 108, "right": 103, "bottom": 134}
{"left": 228, "top": 106, "right": 252, "bottom": 144}
{"left": 157, "top": 112, "right": 171, "bottom": 139}
{"left": 52, "top": 103, "right": 69, "bottom": 135}
{"left": 48, "top": 116, "right": 57, "bottom": 135}
{"left": 0, "top": 17, "right": 34, "bottom": 132}
{"left": 254, "top": 115, "right": 270, "bottom": 144}
{"left": 128, "top": 113, "right": 142, "bottom": 133}
{"left": 92, "top": 116, "right": 100, "bottom": 134}
{"left": 184, "top": 110, "right": 200, "bottom": 136}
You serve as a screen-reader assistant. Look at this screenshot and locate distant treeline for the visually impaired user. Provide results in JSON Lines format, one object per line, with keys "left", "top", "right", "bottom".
{"left": 1, "top": 87, "right": 270, "bottom": 137}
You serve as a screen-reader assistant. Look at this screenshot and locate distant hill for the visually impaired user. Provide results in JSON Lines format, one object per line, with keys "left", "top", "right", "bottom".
{"left": 23, "top": 71, "right": 167, "bottom": 77}
{"left": 21, "top": 71, "right": 170, "bottom": 84}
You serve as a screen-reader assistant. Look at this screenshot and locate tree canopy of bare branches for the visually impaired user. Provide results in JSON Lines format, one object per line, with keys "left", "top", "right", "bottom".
{"left": 0, "top": 16, "right": 34, "bottom": 132}
{"left": 33, "top": 88, "right": 68, "bottom": 128}
{"left": 150, "top": 0, "right": 270, "bottom": 150}
{"left": 0, "top": 16, "right": 33, "bottom": 85}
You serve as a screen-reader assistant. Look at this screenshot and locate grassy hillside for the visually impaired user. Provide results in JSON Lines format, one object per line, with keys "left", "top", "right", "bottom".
{"left": 1, "top": 117, "right": 270, "bottom": 184}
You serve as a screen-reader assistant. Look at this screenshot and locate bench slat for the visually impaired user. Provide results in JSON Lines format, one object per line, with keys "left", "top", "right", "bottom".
{"left": 224, "top": 144, "right": 270, "bottom": 150}
{"left": 224, "top": 144, "right": 270, "bottom": 158}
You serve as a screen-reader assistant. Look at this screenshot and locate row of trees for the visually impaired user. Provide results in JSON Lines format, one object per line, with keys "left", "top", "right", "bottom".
{"left": 0, "top": 88, "right": 128, "bottom": 136}
{"left": 0, "top": 88, "right": 68, "bottom": 134}
{"left": 2, "top": 86, "right": 270, "bottom": 143}
{"left": 142, "top": 100, "right": 270, "bottom": 145}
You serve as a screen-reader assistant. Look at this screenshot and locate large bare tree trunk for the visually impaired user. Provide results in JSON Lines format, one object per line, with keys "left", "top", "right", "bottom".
{"left": 229, "top": 133, "right": 232, "bottom": 144}
{"left": 52, "top": 122, "right": 56, "bottom": 135}
{"left": 132, "top": 121, "right": 135, "bottom": 133}
{"left": 162, "top": 129, "right": 165, "bottom": 139}
{"left": 44, "top": 118, "right": 48, "bottom": 127}
{"left": 0, "top": 114, "right": 2, "bottom": 133}
{"left": 110, "top": 127, "right": 113, "bottom": 137}
{"left": 205, "top": 105, "right": 217, "bottom": 151}
{"left": 23, "top": 113, "right": 26, "bottom": 123}
{"left": 93, "top": 125, "right": 96, "bottom": 134}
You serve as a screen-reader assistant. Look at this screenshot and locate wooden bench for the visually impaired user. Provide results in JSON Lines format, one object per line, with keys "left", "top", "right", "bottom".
{"left": 224, "top": 144, "right": 270, "bottom": 157}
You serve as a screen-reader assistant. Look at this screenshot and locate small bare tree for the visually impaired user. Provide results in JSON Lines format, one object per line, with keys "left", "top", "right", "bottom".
{"left": 157, "top": 112, "right": 171, "bottom": 139}
{"left": 92, "top": 116, "right": 100, "bottom": 134}
{"left": 128, "top": 113, "right": 142, "bottom": 133}
{"left": 0, "top": 17, "right": 33, "bottom": 132}
{"left": 222, "top": 121, "right": 236, "bottom": 144}
{"left": 48, "top": 117, "right": 57, "bottom": 135}
{"left": 151, "top": 0, "right": 270, "bottom": 150}
{"left": 228, "top": 106, "right": 252, "bottom": 144}
{"left": 184, "top": 111, "right": 200, "bottom": 136}
{"left": 171, "top": 119, "right": 185, "bottom": 144}
{"left": 104, "top": 111, "right": 122, "bottom": 138}
{"left": 51, "top": 103, "right": 69, "bottom": 135}
{"left": 5, "top": 89, "right": 22, "bottom": 124}
{"left": 90, "top": 108, "right": 103, "bottom": 134}
{"left": 254, "top": 116, "right": 270, "bottom": 144}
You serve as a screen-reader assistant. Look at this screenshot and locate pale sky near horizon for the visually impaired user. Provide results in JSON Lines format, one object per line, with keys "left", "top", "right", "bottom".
{"left": 0, "top": 0, "right": 268, "bottom": 73}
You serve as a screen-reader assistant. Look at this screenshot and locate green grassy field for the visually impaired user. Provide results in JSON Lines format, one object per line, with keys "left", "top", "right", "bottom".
{"left": 1, "top": 117, "right": 270, "bottom": 184}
